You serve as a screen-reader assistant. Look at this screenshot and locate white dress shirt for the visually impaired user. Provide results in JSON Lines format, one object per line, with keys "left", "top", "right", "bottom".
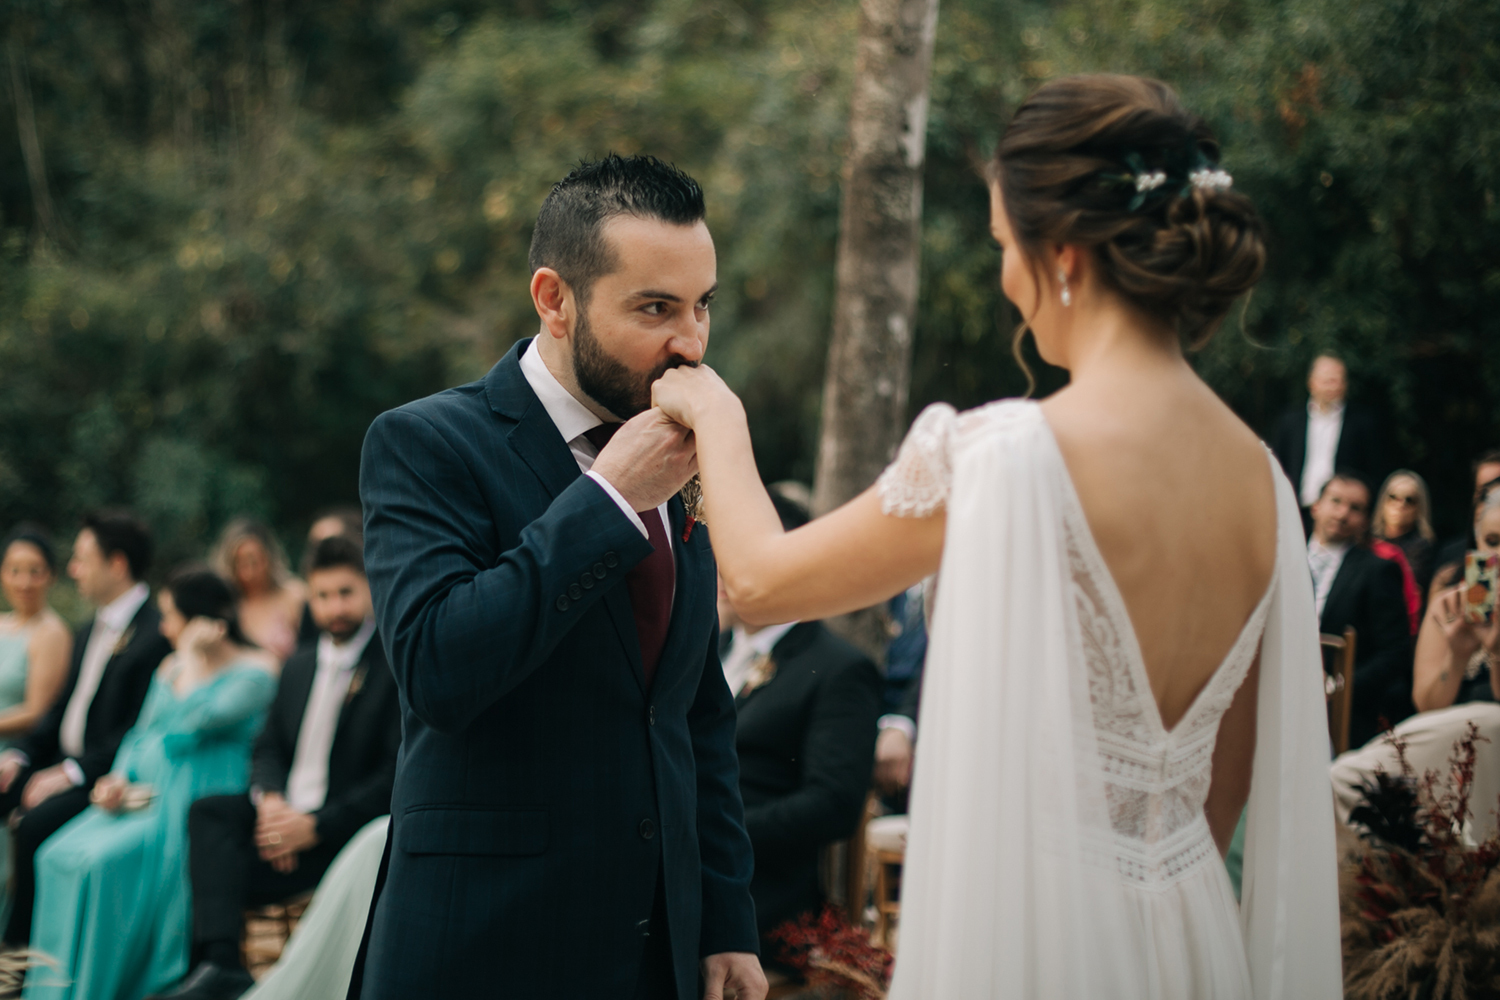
{"left": 518, "top": 338, "right": 673, "bottom": 558}
{"left": 1308, "top": 537, "right": 1351, "bottom": 618}
{"left": 720, "top": 621, "right": 798, "bottom": 697}
{"left": 55, "top": 582, "right": 151, "bottom": 783}
{"left": 284, "top": 617, "right": 378, "bottom": 813}
{"left": 1299, "top": 400, "right": 1346, "bottom": 508}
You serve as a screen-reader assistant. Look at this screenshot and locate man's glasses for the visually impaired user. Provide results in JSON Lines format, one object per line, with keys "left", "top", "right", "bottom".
{"left": 1386, "top": 492, "right": 1418, "bottom": 507}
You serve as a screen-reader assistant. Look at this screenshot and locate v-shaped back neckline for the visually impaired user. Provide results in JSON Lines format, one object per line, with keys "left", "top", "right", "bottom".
{"left": 1036, "top": 411, "right": 1281, "bottom": 738}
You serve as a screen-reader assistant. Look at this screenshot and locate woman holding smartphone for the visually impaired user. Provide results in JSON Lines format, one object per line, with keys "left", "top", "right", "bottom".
{"left": 1331, "top": 489, "right": 1500, "bottom": 842}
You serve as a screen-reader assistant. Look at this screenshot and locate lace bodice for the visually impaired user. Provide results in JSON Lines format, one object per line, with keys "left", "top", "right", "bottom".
{"left": 879, "top": 401, "right": 1276, "bottom": 888}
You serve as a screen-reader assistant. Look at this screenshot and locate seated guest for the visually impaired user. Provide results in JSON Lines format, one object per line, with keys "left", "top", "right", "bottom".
{"left": 1332, "top": 489, "right": 1500, "bottom": 842}
{"left": 294, "top": 505, "right": 363, "bottom": 650}
{"left": 1432, "top": 449, "right": 1500, "bottom": 582}
{"left": 151, "top": 536, "right": 398, "bottom": 1000}
{"left": 24, "top": 569, "right": 277, "bottom": 1000}
{"left": 874, "top": 584, "right": 925, "bottom": 804}
{"left": 0, "top": 526, "right": 73, "bottom": 747}
{"left": 213, "top": 519, "right": 305, "bottom": 661}
{"left": 1373, "top": 470, "right": 1437, "bottom": 601}
{"left": 0, "top": 509, "right": 171, "bottom": 948}
{"left": 719, "top": 492, "right": 882, "bottom": 955}
{"left": 1307, "top": 470, "right": 1413, "bottom": 748}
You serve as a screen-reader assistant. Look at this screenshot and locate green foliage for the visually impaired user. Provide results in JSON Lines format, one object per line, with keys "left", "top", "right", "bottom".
{"left": 1, "top": 0, "right": 1496, "bottom": 571}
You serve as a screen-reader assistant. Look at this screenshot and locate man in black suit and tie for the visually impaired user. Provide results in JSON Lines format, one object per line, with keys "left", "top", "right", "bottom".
{"left": 150, "top": 535, "right": 400, "bottom": 1000}
{"left": 349, "top": 156, "right": 763, "bottom": 1000}
{"left": 0, "top": 509, "right": 171, "bottom": 946}
{"left": 1307, "top": 471, "right": 1414, "bottom": 747}
{"left": 1272, "top": 353, "right": 1389, "bottom": 531}
{"left": 717, "top": 492, "right": 881, "bottom": 950}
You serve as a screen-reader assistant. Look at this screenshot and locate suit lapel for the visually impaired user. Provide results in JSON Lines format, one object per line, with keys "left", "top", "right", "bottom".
{"left": 1322, "top": 546, "right": 1362, "bottom": 628}
{"left": 655, "top": 496, "right": 709, "bottom": 692}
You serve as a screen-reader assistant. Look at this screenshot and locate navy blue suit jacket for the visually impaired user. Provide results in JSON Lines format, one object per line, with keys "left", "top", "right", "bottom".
{"left": 354, "top": 339, "right": 757, "bottom": 998}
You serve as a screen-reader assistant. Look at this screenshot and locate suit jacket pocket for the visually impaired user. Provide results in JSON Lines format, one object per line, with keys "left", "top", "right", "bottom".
{"left": 399, "top": 806, "right": 548, "bottom": 856}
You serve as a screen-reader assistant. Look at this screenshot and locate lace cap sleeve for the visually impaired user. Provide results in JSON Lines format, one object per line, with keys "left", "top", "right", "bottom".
{"left": 876, "top": 403, "right": 958, "bottom": 517}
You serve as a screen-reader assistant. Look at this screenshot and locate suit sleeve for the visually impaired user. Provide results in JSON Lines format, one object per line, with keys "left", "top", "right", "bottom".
{"left": 361, "top": 407, "right": 653, "bottom": 734}
{"left": 687, "top": 616, "right": 760, "bottom": 957}
{"left": 313, "top": 678, "right": 402, "bottom": 846}
{"left": 1358, "top": 557, "right": 1415, "bottom": 719}
{"left": 742, "top": 656, "right": 881, "bottom": 862}
{"left": 250, "top": 672, "right": 297, "bottom": 795}
{"left": 76, "top": 635, "right": 170, "bottom": 785}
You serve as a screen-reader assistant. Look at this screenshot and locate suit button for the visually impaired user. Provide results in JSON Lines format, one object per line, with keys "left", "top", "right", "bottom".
{"left": 639, "top": 819, "right": 655, "bottom": 840}
{"left": 580, "top": 573, "right": 595, "bottom": 590}
{"left": 568, "top": 583, "right": 583, "bottom": 600}
{"left": 648, "top": 706, "right": 656, "bottom": 726}
{"left": 604, "top": 551, "right": 620, "bottom": 568}
{"left": 593, "top": 563, "right": 608, "bottom": 579}
{"left": 555, "top": 595, "right": 570, "bottom": 612}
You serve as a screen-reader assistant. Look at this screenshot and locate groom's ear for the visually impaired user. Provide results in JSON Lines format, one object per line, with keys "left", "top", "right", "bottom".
{"left": 530, "top": 267, "right": 575, "bottom": 341}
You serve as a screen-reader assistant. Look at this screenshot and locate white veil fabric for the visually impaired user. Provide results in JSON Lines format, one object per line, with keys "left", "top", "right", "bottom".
{"left": 885, "top": 402, "right": 1341, "bottom": 999}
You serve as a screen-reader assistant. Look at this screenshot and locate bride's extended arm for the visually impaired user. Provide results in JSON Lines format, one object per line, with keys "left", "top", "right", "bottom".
{"left": 658, "top": 367, "right": 945, "bottom": 626}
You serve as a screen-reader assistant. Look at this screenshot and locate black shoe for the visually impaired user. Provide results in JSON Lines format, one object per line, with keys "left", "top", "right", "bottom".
{"left": 144, "top": 962, "right": 255, "bottom": 1000}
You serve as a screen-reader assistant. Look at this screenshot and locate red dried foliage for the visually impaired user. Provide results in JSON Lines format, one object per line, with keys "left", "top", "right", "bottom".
{"left": 764, "top": 905, "right": 894, "bottom": 1000}
{"left": 1342, "top": 722, "right": 1500, "bottom": 999}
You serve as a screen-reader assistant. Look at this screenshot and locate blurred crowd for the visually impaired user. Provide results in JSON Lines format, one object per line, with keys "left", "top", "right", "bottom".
{"left": 0, "top": 350, "right": 1495, "bottom": 998}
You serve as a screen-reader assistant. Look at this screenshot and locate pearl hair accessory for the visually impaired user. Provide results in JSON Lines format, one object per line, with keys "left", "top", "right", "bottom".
{"left": 1135, "top": 170, "right": 1168, "bottom": 193}
{"left": 1189, "top": 167, "right": 1234, "bottom": 192}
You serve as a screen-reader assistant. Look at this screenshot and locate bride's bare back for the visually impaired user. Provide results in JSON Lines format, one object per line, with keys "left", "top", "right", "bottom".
{"left": 1043, "top": 370, "right": 1277, "bottom": 732}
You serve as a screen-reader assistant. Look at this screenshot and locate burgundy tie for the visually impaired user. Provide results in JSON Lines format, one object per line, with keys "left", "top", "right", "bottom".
{"left": 585, "top": 424, "right": 675, "bottom": 686}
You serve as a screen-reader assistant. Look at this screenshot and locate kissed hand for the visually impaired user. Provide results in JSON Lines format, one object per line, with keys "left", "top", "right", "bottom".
{"left": 651, "top": 364, "right": 738, "bottom": 431}
{"left": 590, "top": 407, "right": 699, "bottom": 513}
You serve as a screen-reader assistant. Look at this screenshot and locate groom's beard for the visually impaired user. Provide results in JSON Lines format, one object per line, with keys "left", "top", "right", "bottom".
{"left": 573, "top": 307, "right": 696, "bottom": 420}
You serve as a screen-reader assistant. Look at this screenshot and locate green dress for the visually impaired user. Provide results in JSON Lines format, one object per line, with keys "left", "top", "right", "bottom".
{"left": 24, "top": 660, "right": 276, "bottom": 1000}
{"left": 0, "top": 626, "right": 35, "bottom": 750}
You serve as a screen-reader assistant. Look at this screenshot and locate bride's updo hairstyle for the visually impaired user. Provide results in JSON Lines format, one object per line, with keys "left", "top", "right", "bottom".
{"left": 995, "top": 74, "right": 1266, "bottom": 349}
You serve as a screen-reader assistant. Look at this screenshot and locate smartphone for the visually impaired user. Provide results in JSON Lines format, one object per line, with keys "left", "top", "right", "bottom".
{"left": 1463, "top": 551, "right": 1498, "bottom": 624}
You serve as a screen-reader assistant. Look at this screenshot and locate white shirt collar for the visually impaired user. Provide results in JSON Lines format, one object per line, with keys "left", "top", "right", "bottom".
{"left": 317, "top": 617, "right": 377, "bottom": 674}
{"left": 1307, "top": 399, "right": 1346, "bottom": 420}
{"left": 734, "top": 620, "right": 799, "bottom": 657}
{"left": 97, "top": 582, "right": 150, "bottom": 633}
{"left": 1308, "top": 536, "right": 1352, "bottom": 559}
{"left": 519, "top": 338, "right": 606, "bottom": 446}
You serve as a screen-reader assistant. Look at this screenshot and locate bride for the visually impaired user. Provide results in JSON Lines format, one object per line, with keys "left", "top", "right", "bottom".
{"left": 653, "top": 74, "right": 1341, "bottom": 998}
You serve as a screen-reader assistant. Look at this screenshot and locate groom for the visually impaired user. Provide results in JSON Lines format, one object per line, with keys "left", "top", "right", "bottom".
{"left": 353, "top": 156, "right": 764, "bottom": 999}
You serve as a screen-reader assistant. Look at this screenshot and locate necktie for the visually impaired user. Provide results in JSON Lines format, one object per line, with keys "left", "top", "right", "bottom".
{"left": 585, "top": 424, "right": 675, "bottom": 686}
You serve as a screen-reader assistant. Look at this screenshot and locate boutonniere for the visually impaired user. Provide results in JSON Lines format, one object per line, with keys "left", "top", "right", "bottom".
{"left": 112, "top": 626, "right": 135, "bottom": 657}
{"left": 344, "top": 665, "right": 367, "bottom": 706}
{"left": 680, "top": 475, "right": 704, "bottom": 543}
{"left": 740, "top": 652, "right": 777, "bottom": 696}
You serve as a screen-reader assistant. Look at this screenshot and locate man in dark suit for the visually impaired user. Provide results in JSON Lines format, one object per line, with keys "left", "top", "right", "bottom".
{"left": 1272, "top": 353, "right": 1389, "bottom": 531}
{"left": 1308, "top": 471, "right": 1414, "bottom": 747}
{"left": 350, "top": 156, "right": 763, "bottom": 1000}
{"left": 0, "top": 509, "right": 171, "bottom": 945}
{"left": 718, "top": 493, "right": 881, "bottom": 947}
{"left": 150, "top": 535, "right": 400, "bottom": 1000}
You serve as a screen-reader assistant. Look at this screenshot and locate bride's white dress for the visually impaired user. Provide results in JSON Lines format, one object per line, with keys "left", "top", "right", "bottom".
{"left": 876, "top": 400, "right": 1341, "bottom": 999}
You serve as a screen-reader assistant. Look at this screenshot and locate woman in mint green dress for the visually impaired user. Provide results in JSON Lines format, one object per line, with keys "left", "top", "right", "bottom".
{"left": 0, "top": 526, "right": 75, "bottom": 925}
{"left": 25, "top": 568, "right": 277, "bottom": 1000}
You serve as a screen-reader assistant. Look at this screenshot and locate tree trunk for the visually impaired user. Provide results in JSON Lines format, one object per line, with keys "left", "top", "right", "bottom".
{"left": 812, "top": 0, "right": 939, "bottom": 660}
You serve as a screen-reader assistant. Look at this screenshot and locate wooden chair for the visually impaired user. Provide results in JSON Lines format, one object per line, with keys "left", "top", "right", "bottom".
{"left": 240, "top": 892, "right": 314, "bottom": 979}
{"left": 1322, "top": 626, "right": 1357, "bottom": 755}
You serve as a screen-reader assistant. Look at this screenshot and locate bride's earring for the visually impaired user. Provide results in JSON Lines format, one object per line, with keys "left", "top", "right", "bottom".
{"left": 1059, "top": 269, "right": 1072, "bottom": 307}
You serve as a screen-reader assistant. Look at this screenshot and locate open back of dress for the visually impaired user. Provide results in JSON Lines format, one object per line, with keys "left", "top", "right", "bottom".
{"left": 877, "top": 400, "right": 1341, "bottom": 1000}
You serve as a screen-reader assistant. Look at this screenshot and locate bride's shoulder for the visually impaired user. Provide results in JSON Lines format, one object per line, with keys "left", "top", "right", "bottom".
{"left": 878, "top": 399, "right": 1043, "bottom": 517}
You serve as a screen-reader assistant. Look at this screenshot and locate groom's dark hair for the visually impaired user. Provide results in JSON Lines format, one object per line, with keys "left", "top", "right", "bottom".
{"left": 528, "top": 154, "right": 706, "bottom": 308}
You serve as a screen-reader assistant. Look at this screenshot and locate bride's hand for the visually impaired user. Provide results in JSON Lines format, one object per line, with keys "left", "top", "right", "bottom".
{"left": 652, "top": 364, "right": 739, "bottom": 430}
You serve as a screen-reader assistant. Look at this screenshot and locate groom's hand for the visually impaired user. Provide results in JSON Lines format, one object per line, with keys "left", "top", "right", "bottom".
{"left": 592, "top": 407, "right": 699, "bottom": 513}
{"left": 701, "top": 952, "right": 767, "bottom": 1000}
